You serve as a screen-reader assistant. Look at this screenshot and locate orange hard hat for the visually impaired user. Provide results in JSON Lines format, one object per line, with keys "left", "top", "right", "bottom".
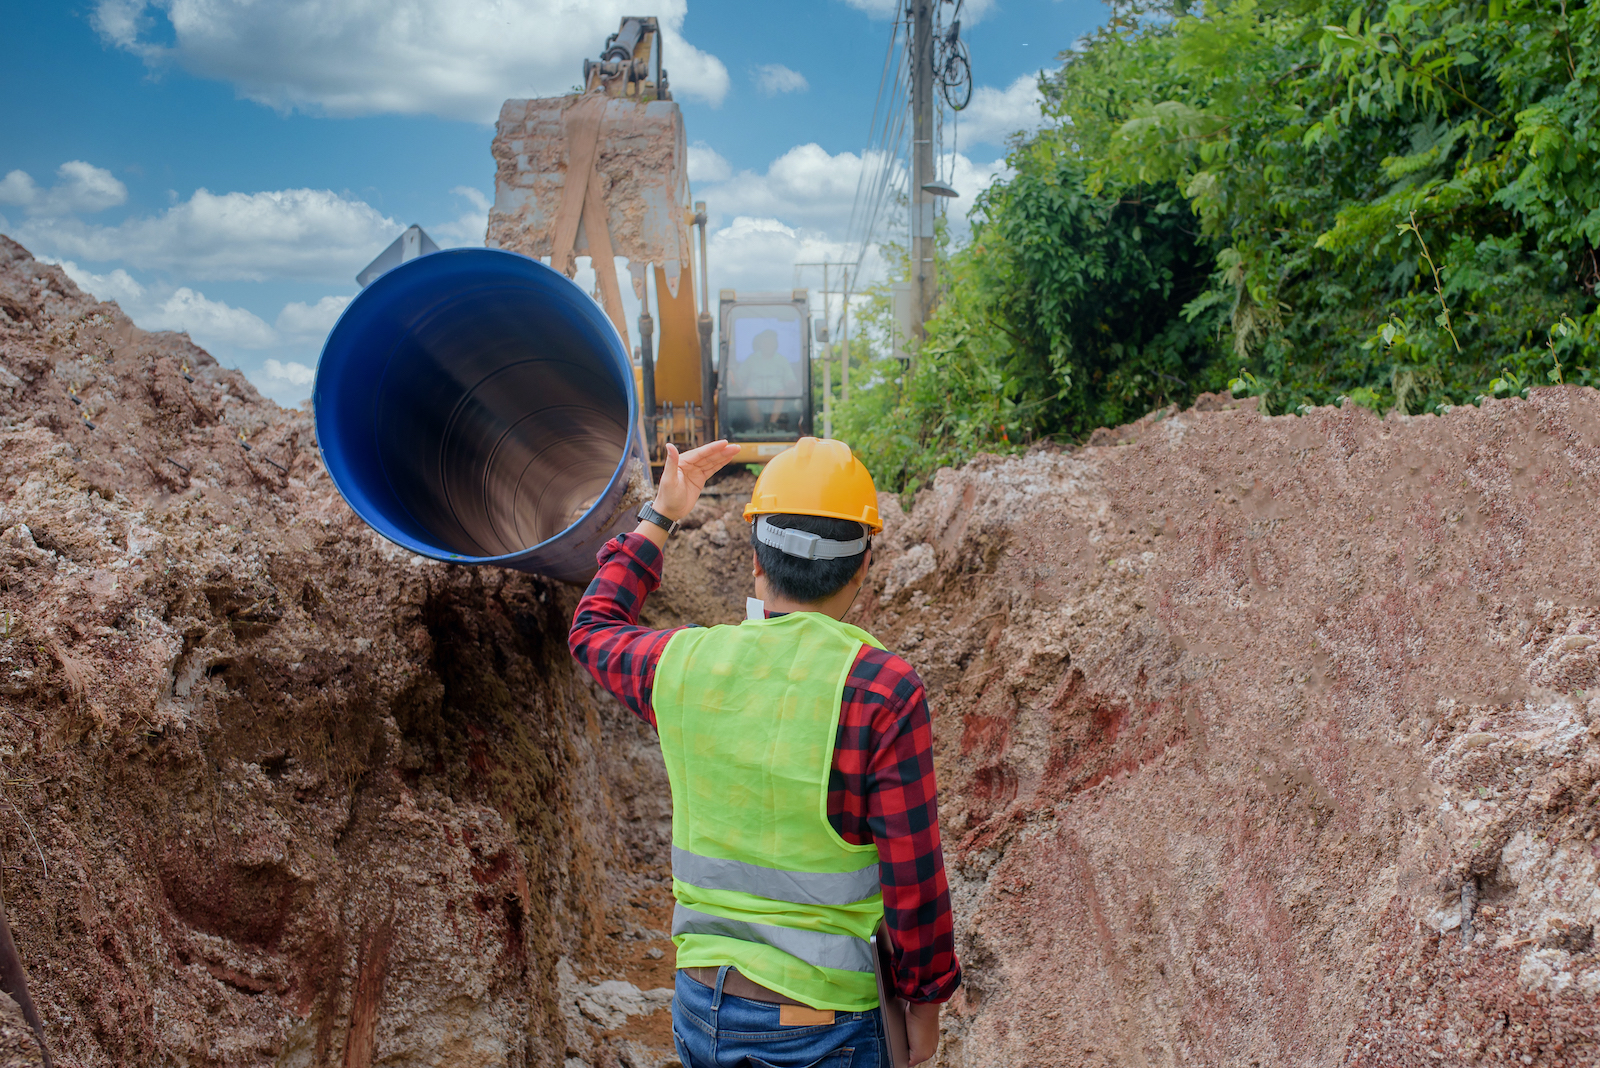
{"left": 743, "top": 437, "right": 882, "bottom": 534}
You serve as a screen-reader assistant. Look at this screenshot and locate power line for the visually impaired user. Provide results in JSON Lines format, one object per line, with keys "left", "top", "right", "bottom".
{"left": 842, "top": 9, "right": 911, "bottom": 291}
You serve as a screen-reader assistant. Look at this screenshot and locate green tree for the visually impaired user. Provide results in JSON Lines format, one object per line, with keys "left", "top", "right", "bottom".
{"left": 836, "top": 0, "right": 1599, "bottom": 493}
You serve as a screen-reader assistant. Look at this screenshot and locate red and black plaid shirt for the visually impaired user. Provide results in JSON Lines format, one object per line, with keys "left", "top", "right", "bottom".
{"left": 569, "top": 532, "right": 961, "bottom": 1004}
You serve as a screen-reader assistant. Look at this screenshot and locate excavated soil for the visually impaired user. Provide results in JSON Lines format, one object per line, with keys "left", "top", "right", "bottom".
{"left": 0, "top": 236, "right": 683, "bottom": 1068}
{"left": 673, "top": 401, "right": 1600, "bottom": 1067}
{"left": 2, "top": 229, "right": 1599, "bottom": 1067}
{"left": 837, "top": 393, "right": 1600, "bottom": 1067}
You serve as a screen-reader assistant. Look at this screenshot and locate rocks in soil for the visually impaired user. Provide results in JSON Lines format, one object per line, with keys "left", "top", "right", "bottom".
{"left": 0, "top": 235, "right": 673, "bottom": 1067}
{"left": 6, "top": 222, "right": 1600, "bottom": 1068}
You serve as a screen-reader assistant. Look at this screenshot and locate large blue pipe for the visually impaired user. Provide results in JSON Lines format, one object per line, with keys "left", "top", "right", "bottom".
{"left": 314, "top": 248, "right": 652, "bottom": 584}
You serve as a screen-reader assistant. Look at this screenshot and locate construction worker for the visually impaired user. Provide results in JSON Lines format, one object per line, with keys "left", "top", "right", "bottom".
{"left": 570, "top": 437, "right": 961, "bottom": 1068}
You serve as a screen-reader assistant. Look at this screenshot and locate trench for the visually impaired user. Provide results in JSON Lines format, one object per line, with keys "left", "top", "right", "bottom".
{"left": 2, "top": 239, "right": 1600, "bottom": 1067}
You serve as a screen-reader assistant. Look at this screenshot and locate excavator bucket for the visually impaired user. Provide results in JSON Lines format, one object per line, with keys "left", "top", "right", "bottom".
{"left": 482, "top": 16, "right": 803, "bottom": 467}
{"left": 486, "top": 94, "right": 694, "bottom": 348}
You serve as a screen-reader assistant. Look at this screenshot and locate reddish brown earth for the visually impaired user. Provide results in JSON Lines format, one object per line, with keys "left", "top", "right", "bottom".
{"left": 827, "top": 393, "right": 1600, "bottom": 1067}
{"left": 0, "top": 236, "right": 682, "bottom": 1068}
{"left": 2, "top": 230, "right": 1599, "bottom": 1067}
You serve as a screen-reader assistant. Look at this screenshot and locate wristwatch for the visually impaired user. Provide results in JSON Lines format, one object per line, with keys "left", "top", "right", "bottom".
{"left": 637, "top": 501, "right": 680, "bottom": 536}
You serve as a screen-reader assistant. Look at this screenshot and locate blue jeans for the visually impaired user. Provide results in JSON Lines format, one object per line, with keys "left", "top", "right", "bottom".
{"left": 672, "top": 967, "right": 887, "bottom": 1068}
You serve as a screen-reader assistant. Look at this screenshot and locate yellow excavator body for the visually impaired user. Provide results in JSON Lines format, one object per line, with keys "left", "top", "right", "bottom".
{"left": 652, "top": 262, "right": 702, "bottom": 412}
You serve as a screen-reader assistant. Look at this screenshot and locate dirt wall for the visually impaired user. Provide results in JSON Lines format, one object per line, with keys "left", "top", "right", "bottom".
{"left": 0, "top": 236, "right": 676, "bottom": 1068}
{"left": 829, "top": 391, "right": 1600, "bottom": 1067}
{"left": 4, "top": 225, "right": 1600, "bottom": 1068}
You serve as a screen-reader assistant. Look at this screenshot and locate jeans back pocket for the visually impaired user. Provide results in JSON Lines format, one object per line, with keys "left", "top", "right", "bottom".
{"left": 747, "top": 1050, "right": 855, "bottom": 1068}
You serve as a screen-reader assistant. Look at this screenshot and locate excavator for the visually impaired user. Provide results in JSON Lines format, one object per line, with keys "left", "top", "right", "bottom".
{"left": 314, "top": 18, "right": 818, "bottom": 583}
{"left": 486, "top": 16, "right": 814, "bottom": 468}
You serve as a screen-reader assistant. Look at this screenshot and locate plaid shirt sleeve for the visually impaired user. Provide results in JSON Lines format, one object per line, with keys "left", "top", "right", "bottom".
{"left": 568, "top": 531, "right": 961, "bottom": 1004}
{"left": 833, "top": 649, "right": 962, "bottom": 1004}
{"left": 567, "top": 532, "right": 680, "bottom": 727}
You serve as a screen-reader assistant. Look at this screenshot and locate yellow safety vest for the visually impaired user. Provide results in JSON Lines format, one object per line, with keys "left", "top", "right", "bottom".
{"left": 653, "top": 611, "right": 886, "bottom": 1011}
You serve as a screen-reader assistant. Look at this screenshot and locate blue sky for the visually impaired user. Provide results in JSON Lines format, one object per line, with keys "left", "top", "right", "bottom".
{"left": 1, "top": 0, "right": 1111, "bottom": 406}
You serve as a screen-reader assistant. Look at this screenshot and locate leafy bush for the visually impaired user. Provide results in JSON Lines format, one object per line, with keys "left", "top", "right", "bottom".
{"left": 836, "top": 0, "right": 1600, "bottom": 493}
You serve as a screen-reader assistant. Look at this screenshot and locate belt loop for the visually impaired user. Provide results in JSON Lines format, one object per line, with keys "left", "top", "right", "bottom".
{"left": 711, "top": 964, "right": 731, "bottom": 1013}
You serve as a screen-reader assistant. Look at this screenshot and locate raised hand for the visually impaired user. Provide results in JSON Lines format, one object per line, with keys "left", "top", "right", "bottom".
{"left": 653, "top": 440, "right": 741, "bottom": 522}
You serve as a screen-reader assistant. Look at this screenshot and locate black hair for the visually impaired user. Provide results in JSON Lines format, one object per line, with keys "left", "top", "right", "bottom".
{"left": 751, "top": 513, "right": 871, "bottom": 605}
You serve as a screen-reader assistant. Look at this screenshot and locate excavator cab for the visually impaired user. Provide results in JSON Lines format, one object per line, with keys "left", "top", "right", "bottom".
{"left": 718, "top": 289, "right": 814, "bottom": 464}
{"left": 486, "top": 16, "right": 814, "bottom": 473}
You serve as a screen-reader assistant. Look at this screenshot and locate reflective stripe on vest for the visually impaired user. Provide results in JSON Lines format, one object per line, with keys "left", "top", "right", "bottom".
{"left": 672, "top": 904, "right": 875, "bottom": 974}
{"left": 671, "top": 846, "right": 879, "bottom": 907}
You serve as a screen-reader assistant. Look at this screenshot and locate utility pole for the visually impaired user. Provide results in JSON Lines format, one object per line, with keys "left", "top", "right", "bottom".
{"left": 840, "top": 273, "right": 850, "bottom": 403}
{"left": 795, "top": 260, "right": 850, "bottom": 434}
{"left": 910, "top": 0, "right": 936, "bottom": 342}
{"left": 821, "top": 260, "right": 831, "bottom": 438}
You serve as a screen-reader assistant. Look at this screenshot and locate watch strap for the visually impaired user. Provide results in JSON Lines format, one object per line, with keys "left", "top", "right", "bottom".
{"left": 637, "top": 502, "right": 680, "bottom": 535}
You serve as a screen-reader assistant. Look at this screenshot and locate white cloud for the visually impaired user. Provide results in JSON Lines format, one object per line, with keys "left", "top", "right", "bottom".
{"left": 428, "top": 186, "right": 492, "bottom": 248}
{"left": 687, "top": 142, "right": 732, "bottom": 184}
{"left": 839, "top": 0, "right": 898, "bottom": 15}
{"left": 34, "top": 233, "right": 354, "bottom": 411}
{"left": 705, "top": 216, "right": 853, "bottom": 294}
{"left": 926, "top": 151, "right": 1014, "bottom": 204}
{"left": 0, "top": 162, "right": 128, "bottom": 217}
{"left": 658, "top": 24, "right": 731, "bottom": 108}
{"left": 246, "top": 358, "right": 319, "bottom": 406}
{"left": 151, "top": 287, "right": 278, "bottom": 349}
{"left": 755, "top": 64, "right": 808, "bottom": 96}
{"left": 48, "top": 255, "right": 354, "bottom": 377}
{"left": 55, "top": 162, "right": 130, "bottom": 214}
{"left": 452, "top": 186, "right": 491, "bottom": 214}
{"left": 696, "top": 144, "right": 887, "bottom": 235}
{"left": 16, "top": 184, "right": 400, "bottom": 283}
{"left": 0, "top": 173, "right": 37, "bottom": 208}
{"left": 275, "top": 295, "right": 350, "bottom": 341}
{"left": 92, "top": 0, "right": 730, "bottom": 122}
{"left": 260, "top": 358, "right": 316, "bottom": 386}
{"left": 698, "top": 144, "right": 1004, "bottom": 240}
{"left": 90, "top": 0, "right": 148, "bottom": 44}
{"left": 689, "top": 141, "right": 1012, "bottom": 298}
{"left": 48, "top": 259, "right": 147, "bottom": 308}
{"left": 44, "top": 257, "right": 359, "bottom": 358}
{"left": 956, "top": 74, "right": 1047, "bottom": 147}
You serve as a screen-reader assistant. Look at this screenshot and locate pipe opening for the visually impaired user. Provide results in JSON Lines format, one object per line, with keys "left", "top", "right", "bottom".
{"left": 380, "top": 311, "right": 628, "bottom": 557}
{"left": 316, "top": 249, "right": 645, "bottom": 578}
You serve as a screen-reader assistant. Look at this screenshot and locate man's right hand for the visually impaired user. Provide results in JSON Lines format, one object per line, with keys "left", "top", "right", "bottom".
{"left": 635, "top": 439, "right": 741, "bottom": 548}
{"left": 654, "top": 439, "right": 741, "bottom": 521}
{"left": 907, "top": 1000, "right": 941, "bottom": 1065}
